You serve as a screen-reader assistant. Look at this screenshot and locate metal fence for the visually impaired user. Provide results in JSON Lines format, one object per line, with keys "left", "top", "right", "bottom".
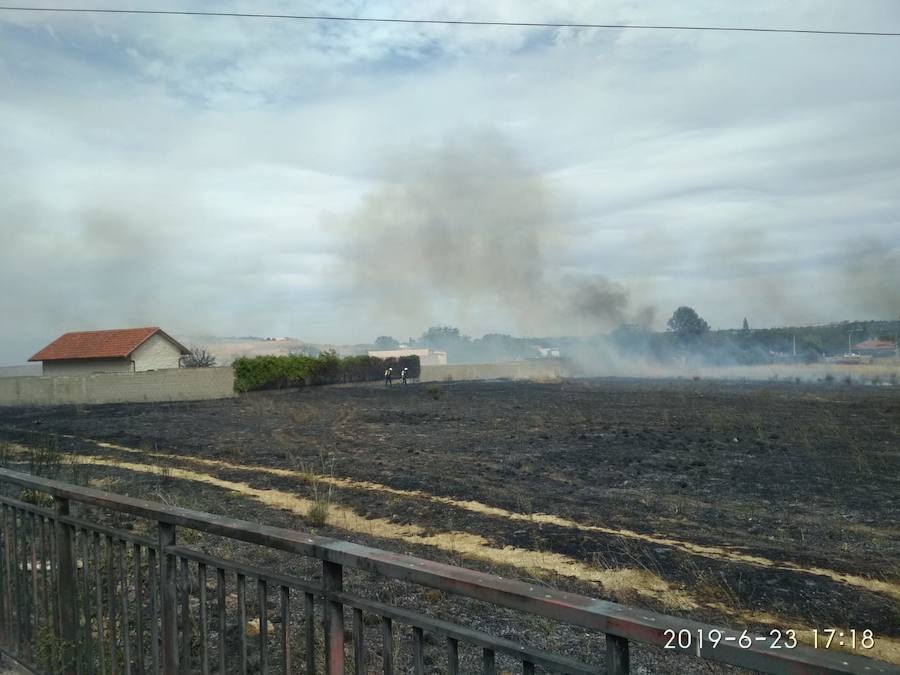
{"left": 0, "top": 467, "right": 895, "bottom": 675}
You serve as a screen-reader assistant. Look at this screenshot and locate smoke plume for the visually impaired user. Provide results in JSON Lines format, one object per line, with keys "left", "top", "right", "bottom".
{"left": 336, "top": 133, "right": 651, "bottom": 336}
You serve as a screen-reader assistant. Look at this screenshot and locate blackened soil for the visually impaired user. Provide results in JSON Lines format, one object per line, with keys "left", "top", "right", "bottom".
{"left": 1, "top": 377, "right": 898, "bottom": 668}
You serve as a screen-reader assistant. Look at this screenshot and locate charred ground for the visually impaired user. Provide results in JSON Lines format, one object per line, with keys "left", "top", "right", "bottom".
{"left": 0, "top": 377, "right": 897, "bottom": 669}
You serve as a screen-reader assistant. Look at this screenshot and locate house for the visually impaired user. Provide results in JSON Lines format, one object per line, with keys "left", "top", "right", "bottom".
{"left": 367, "top": 348, "right": 448, "bottom": 366}
{"left": 29, "top": 327, "right": 190, "bottom": 376}
{"left": 852, "top": 339, "right": 898, "bottom": 359}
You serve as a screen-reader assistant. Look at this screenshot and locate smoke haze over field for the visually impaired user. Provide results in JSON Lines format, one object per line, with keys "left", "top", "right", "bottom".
{"left": 336, "top": 135, "right": 652, "bottom": 336}
{"left": 1, "top": 1, "right": 899, "bottom": 363}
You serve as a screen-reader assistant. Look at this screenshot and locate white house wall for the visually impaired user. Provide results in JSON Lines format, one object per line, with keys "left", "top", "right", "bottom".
{"left": 131, "top": 333, "right": 184, "bottom": 371}
{"left": 43, "top": 358, "right": 133, "bottom": 376}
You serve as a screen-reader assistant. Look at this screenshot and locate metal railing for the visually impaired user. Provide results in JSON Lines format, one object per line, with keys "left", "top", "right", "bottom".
{"left": 0, "top": 467, "right": 896, "bottom": 674}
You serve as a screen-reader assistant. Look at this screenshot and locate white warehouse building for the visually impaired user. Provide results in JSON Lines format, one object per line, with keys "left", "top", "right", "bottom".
{"left": 29, "top": 327, "right": 190, "bottom": 376}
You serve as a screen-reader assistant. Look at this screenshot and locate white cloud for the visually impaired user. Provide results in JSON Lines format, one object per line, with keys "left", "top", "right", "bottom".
{"left": 1, "top": 1, "right": 899, "bottom": 361}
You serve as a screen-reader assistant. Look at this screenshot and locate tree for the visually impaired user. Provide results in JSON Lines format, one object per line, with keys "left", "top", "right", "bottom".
{"left": 181, "top": 346, "right": 217, "bottom": 368}
{"left": 667, "top": 306, "right": 710, "bottom": 338}
{"left": 420, "top": 326, "right": 468, "bottom": 348}
{"left": 742, "top": 317, "right": 749, "bottom": 331}
{"left": 373, "top": 336, "right": 399, "bottom": 349}
{"left": 799, "top": 335, "right": 824, "bottom": 363}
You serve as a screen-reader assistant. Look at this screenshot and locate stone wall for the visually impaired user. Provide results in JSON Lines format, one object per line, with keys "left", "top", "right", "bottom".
{"left": 0, "top": 367, "right": 234, "bottom": 407}
{"left": 418, "top": 359, "right": 572, "bottom": 382}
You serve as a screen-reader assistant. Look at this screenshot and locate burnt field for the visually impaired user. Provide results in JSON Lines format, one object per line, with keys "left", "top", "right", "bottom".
{"left": 1, "top": 377, "right": 898, "bottom": 669}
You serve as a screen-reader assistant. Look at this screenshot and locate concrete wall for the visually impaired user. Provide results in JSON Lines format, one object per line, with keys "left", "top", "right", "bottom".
{"left": 0, "top": 367, "right": 234, "bottom": 407}
{"left": 132, "top": 333, "right": 184, "bottom": 371}
{"left": 419, "top": 359, "right": 572, "bottom": 382}
{"left": 43, "top": 358, "right": 134, "bottom": 376}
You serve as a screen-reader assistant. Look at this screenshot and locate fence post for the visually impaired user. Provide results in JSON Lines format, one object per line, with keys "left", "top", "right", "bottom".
{"left": 55, "top": 498, "right": 77, "bottom": 675}
{"left": 159, "top": 522, "right": 177, "bottom": 674}
{"left": 607, "top": 635, "right": 630, "bottom": 675}
{"left": 323, "top": 560, "right": 344, "bottom": 674}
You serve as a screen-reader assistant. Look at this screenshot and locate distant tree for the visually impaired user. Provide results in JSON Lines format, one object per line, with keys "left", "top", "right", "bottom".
{"left": 742, "top": 317, "right": 749, "bottom": 331}
{"left": 667, "top": 306, "right": 710, "bottom": 338}
{"left": 181, "top": 346, "right": 217, "bottom": 368}
{"left": 373, "top": 336, "right": 399, "bottom": 349}
{"left": 798, "top": 335, "right": 825, "bottom": 363}
{"left": 420, "top": 325, "right": 469, "bottom": 347}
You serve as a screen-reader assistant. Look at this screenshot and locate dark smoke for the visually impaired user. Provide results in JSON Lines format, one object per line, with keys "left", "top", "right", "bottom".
{"left": 336, "top": 133, "right": 651, "bottom": 336}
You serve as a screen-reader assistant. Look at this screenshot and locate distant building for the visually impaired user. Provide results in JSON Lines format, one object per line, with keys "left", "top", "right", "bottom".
{"left": 852, "top": 339, "right": 898, "bottom": 358}
{"left": 29, "top": 327, "right": 190, "bottom": 376}
{"left": 367, "top": 348, "right": 448, "bottom": 366}
{"left": 533, "top": 346, "right": 561, "bottom": 358}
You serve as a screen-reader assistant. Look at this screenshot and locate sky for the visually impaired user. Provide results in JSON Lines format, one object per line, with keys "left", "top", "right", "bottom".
{"left": 1, "top": 1, "right": 899, "bottom": 363}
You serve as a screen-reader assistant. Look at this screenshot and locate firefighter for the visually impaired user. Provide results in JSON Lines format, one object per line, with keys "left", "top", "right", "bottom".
{"left": 384, "top": 367, "right": 393, "bottom": 386}
{"left": 401, "top": 367, "right": 409, "bottom": 385}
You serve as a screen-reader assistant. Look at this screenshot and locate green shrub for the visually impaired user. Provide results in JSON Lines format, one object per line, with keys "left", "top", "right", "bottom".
{"left": 233, "top": 352, "right": 420, "bottom": 392}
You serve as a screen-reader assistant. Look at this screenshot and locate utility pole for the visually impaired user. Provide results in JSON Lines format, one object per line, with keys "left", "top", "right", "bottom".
{"left": 847, "top": 328, "right": 863, "bottom": 355}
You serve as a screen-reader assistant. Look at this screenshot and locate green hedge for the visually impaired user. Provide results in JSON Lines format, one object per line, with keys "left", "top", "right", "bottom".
{"left": 233, "top": 351, "right": 421, "bottom": 392}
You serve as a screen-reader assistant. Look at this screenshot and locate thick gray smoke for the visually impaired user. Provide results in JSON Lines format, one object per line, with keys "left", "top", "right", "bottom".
{"left": 337, "top": 133, "right": 651, "bottom": 336}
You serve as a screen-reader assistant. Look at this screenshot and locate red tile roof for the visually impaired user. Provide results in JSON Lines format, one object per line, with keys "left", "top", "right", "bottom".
{"left": 29, "top": 327, "right": 189, "bottom": 362}
{"left": 853, "top": 339, "right": 897, "bottom": 350}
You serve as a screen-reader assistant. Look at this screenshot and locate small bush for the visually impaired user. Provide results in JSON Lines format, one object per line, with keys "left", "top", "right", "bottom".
{"left": 425, "top": 384, "right": 445, "bottom": 400}
{"left": 19, "top": 489, "right": 53, "bottom": 507}
{"left": 181, "top": 346, "right": 217, "bottom": 368}
{"left": 307, "top": 500, "right": 329, "bottom": 526}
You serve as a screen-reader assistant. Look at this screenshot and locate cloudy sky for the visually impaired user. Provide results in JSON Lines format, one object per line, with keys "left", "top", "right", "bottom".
{"left": 2, "top": 1, "right": 899, "bottom": 363}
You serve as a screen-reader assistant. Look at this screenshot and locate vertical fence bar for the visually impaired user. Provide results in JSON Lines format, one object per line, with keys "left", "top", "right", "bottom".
{"left": 119, "top": 540, "right": 132, "bottom": 675}
{"left": 75, "top": 528, "right": 89, "bottom": 673}
{"left": 0, "top": 505, "right": 7, "bottom": 647}
{"left": 323, "top": 561, "right": 344, "bottom": 675}
{"left": 412, "top": 626, "right": 424, "bottom": 675}
{"left": 607, "top": 635, "right": 630, "bottom": 675}
{"left": 80, "top": 529, "right": 92, "bottom": 675}
{"left": 50, "top": 512, "right": 61, "bottom": 670}
{"left": 352, "top": 607, "right": 365, "bottom": 675}
{"left": 29, "top": 513, "right": 40, "bottom": 664}
{"left": 381, "top": 616, "right": 393, "bottom": 675}
{"left": 40, "top": 516, "right": 49, "bottom": 639}
{"left": 179, "top": 557, "right": 191, "bottom": 673}
{"left": 107, "top": 535, "right": 117, "bottom": 675}
{"left": 237, "top": 573, "right": 247, "bottom": 675}
{"left": 304, "top": 592, "right": 315, "bottom": 675}
{"left": 134, "top": 543, "right": 144, "bottom": 675}
{"left": 158, "top": 523, "right": 177, "bottom": 675}
{"left": 29, "top": 513, "right": 40, "bottom": 663}
{"left": 280, "top": 585, "right": 290, "bottom": 675}
{"left": 148, "top": 547, "right": 159, "bottom": 675}
{"left": 446, "top": 637, "right": 458, "bottom": 675}
{"left": 216, "top": 568, "right": 225, "bottom": 675}
{"left": 257, "top": 578, "right": 268, "bottom": 675}
{"left": 93, "top": 532, "right": 105, "bottom": 675}
{"left": 56, "top": 497, "right": 77, "bottom": 675}
{"left": 9, "top": 506, "right": 19, "bottom": 656}
{"left": 198, "top": 563, "right": 208, "bottom": 675}
{"left": 482, "top": 647, "right": 495, "bottom": 675}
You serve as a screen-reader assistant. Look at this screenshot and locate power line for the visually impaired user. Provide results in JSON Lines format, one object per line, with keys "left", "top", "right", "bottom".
{"left": 0, "top": 6, "right": 898, "bottom": 37}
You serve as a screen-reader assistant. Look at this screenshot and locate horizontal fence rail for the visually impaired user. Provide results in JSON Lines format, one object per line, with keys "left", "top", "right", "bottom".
{"left": 0, "top": 468, "right": 896, "bottom": 674}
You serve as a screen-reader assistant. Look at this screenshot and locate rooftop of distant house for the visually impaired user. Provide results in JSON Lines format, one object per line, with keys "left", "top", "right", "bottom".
{"left": 29, "top": 327, "right": 189, "bottom": 362}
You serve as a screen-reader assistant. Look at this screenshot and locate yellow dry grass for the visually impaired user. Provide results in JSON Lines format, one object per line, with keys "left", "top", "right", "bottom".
{"left": 68, "top": 454, "right": 696, "bottom": 610}
{"left": 72, "top": 436, "right": 900, "bottom": 604}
